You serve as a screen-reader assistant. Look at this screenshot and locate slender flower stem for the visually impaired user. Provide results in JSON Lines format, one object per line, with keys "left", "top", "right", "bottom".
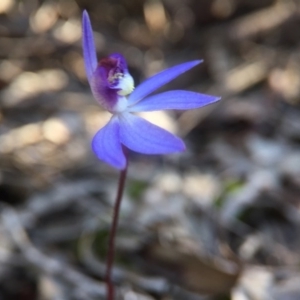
{"left": 105, "top": 158, "right": 128, "bottom": 300}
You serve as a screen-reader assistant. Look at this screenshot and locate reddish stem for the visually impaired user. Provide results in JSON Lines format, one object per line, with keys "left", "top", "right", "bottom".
{"left": 105, "top": 160, "right": 128, "bottom": 300}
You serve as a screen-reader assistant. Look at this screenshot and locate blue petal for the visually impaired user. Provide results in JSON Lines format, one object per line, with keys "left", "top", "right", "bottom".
{"left": 82, "top": 11, "right": 98, "bottom": 83}
{"left": 128, "top": 60, "right": 202, "bottom": 105}
{"left": 128, "top": 90, "right": 220, "bottom": 112}
{"left": 119, "top": 112, "right": 185, "bottom": 154}
{"left": 92, "top": 117, "right": 126, "bottom": 169}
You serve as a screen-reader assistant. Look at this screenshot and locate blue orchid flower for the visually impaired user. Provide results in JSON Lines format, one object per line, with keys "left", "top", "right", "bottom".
{"left": 82, "top": 11, "right": 220, "bottom": 169}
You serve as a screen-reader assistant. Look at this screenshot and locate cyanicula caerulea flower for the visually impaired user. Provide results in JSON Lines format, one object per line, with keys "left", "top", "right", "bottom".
{"left": 82, "top": 11, "right": 220, "bottom": 169}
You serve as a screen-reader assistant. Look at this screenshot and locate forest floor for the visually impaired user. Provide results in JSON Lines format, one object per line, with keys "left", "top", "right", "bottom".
{"left": 1, "top": 0, "right": 300, "bottom": 299}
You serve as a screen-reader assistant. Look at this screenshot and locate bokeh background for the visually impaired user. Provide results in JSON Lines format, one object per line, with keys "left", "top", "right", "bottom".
{"left": 1, "top": 0, "right": 300, "bottom": 299}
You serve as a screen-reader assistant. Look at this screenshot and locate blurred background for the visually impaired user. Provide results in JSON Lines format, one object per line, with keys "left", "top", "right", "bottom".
{"left": 1, "top": 0, "right": 300, "bottom": 299}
